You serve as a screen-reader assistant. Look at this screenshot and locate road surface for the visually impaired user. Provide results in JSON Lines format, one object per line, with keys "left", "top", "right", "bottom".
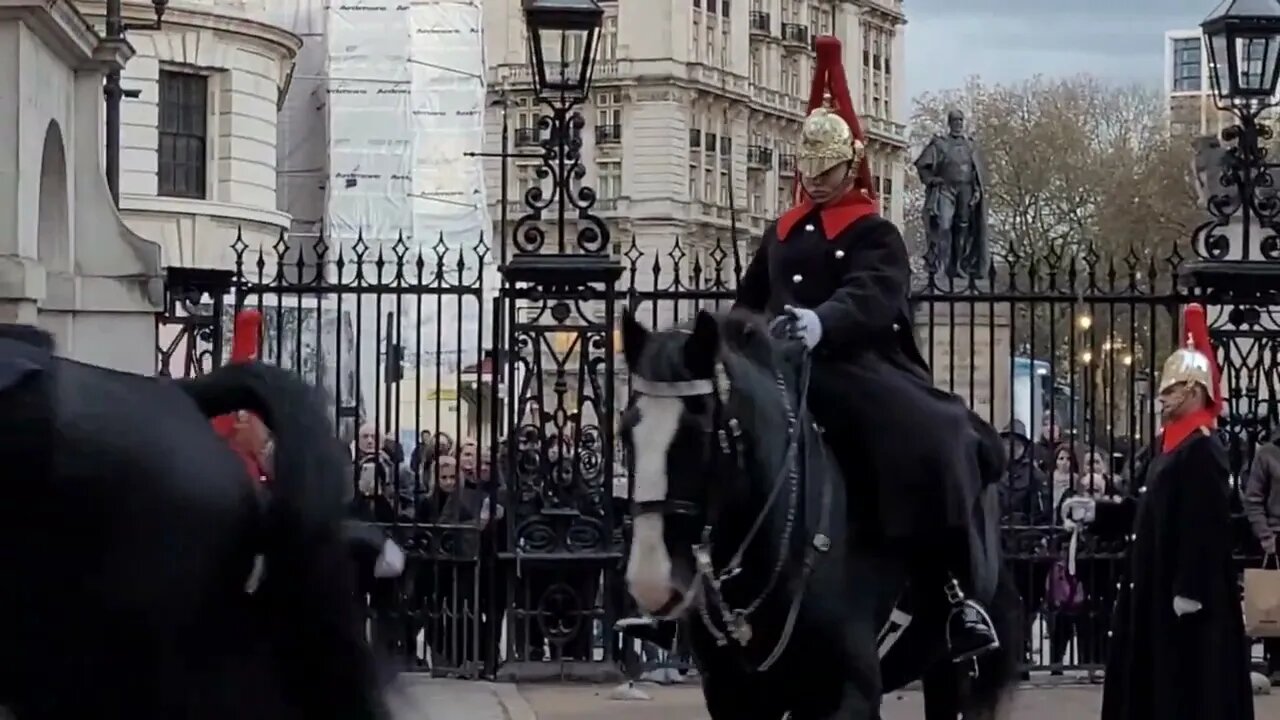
{"left": 401, "top": 678, "right": 1280, "bottom": 719}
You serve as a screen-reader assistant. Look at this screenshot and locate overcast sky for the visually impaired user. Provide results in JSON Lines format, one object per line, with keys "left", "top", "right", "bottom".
{"left": 903, "top": 0, "right": 1220, "bottom": 100}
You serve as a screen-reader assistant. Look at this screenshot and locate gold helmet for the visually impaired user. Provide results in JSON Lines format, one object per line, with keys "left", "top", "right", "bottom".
{"left": 798, "top": 107, "right": 865, "bottom": 178}
{"left": 1157, "top": 304, "right": 1221, "bottom": 412}
{"left": 1158, "top": 344, "right": 1214, "bottom": 395}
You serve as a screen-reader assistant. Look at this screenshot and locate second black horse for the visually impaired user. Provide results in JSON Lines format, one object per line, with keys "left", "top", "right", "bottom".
{"left": 620, "top": 309, "right": 1021, "bottom": 720}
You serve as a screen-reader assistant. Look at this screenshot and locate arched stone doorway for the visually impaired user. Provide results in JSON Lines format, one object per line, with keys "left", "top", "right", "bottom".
{"left": 37, "top": 121, "right": 71, "bottom": 274}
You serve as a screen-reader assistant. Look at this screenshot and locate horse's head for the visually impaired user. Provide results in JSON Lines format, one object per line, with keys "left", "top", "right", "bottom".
{"left": 620, "top": 307, "right": 794, "bottom": 618}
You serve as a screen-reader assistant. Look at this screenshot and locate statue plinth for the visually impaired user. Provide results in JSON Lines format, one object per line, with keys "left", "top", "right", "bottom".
{"left": 913, "top": 302, "right": 1012, "bottom": 427}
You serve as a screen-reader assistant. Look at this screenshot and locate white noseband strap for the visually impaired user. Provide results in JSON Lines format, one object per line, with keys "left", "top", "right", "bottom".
{"left": 631, "top": 376, "right": 715, "bottom": 398}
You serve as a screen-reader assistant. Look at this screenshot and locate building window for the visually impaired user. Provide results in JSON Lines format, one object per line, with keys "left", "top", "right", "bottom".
{"left": 722, "top": 0, "right": 730, "bottom": 15}
{"left": 704, "top": 168, "right": 713, "bottom": 201}
{"left": 689, "top": 164, "right": 698, "bottom": 199}
{"left": 720, "top": 170, "right": 731, "bottom": 206}
{"left": 706, "top": 25, "right": 715, "bottom": 62}
{"left": 158, "top": 70, "right": 208, "bottom": 199}
{"left": 602, "top": 17, "right": 619, "bottom": 62}
{"left": 597, "top": 160, "right": 622, "bottom": 198}
{"left": 595, "top": 90, "right": 622, "bottom": 144}
{"left": 692, "top": 16, "right": 701, "bottom": 61}
{"left": 515, "top": 163, "right": 540, "bottom": 201}
{"left": 1172, "top": 37, "right": 1201, "bottom": 92}
{"left": 750, "top": 47, "right": 762, "bottom": 83}
{"left": 722, "top": 25, "right": 731, "bottom": 67}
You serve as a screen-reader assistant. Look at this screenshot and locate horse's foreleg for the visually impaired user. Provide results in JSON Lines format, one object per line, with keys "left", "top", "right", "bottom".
{"left": 702, "top": 671, "right": 784, "bottom": 720}
{"left": 921, "top": 660, "right": 961, "bottom": 720}
{"left": 787, "top": 680, "right": 878, "bottom": 720}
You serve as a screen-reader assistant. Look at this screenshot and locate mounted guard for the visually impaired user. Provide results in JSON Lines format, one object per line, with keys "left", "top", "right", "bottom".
{"left": 212, "top": 309, "right": 270, "bottom": 481}
{"left": 734, "top": 35, "right": 1003, "bottom": 662}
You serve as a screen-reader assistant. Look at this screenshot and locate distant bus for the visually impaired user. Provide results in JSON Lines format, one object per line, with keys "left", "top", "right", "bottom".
{"left": 1011, "top": 357, "right": 1075, "bottom": 437}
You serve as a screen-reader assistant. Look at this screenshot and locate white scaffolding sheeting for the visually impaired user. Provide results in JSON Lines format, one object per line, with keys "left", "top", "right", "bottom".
{"left": 268, "top": 0, "right": 328, "bottom": 239}
{"left": 322, "top": 0, "right": 497, "bottom": 421}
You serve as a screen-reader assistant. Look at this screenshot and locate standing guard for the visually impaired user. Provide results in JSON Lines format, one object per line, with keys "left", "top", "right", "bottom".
{"left": 734, "top": 35, "right": 1002, "bottom": 663}
{"left": 1098, "top": 304, "right": 1254, "bottom": 720}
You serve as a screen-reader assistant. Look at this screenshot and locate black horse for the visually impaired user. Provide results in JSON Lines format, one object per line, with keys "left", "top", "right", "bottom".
{"left": 0, "top": 327, "right": 391, "bottom": 720}
{"left": 620, "top": 310, "right": 1021, "bottom": 720}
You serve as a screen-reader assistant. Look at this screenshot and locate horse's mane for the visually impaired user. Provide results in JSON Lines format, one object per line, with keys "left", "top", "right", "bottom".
{"left": 714, "top": 310, "right": 803, "bottom": 482}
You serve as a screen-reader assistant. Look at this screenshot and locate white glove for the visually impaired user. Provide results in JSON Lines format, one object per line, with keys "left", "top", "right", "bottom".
{"left": 782, "top": 305, "right": 823, "bottom": 350}
{"left": 374, "top": 539, "right": 406, "bottom": 578}
{"left": 1173, "top": 596, "right": 1202, "bottom": 616}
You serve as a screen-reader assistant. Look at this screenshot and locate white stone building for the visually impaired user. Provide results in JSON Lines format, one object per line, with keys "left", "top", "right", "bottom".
{"left": 0, "top": 0, "right": 163, "bottom": 374}
{"left": 75, "top": 0, "right": 302, "bottom": 270}
{"left": 482, "top": 0, "right": 909, "bottom": 265}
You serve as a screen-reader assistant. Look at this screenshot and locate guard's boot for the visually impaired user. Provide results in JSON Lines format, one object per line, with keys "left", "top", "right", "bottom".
{"left": 944, "top": 575, "right": 999, "bottom": 663}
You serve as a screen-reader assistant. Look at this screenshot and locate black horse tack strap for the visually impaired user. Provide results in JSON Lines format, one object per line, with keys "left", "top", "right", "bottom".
{"left": 631, "top": 376, "right": 715, "bottom": 398}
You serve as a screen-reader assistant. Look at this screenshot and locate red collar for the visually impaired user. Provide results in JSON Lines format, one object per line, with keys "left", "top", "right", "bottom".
{"left": 1161, "top": 407, "right": 1218, "bottom": 454}
{"left": 777, "top": 188, "right": 879, "bottom": 241}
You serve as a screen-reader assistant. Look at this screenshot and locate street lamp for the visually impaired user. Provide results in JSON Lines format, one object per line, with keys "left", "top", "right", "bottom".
{"left": 1190, "top": 0, "right": 1280, "bottom": 267}
{"left": 1203, "top": 0, "right": 1280, "bottom": 107}
{"left": 511, "top": 0, "right": 609, "bottom": 256}
{"left": 1185, "top": 1, "right": 1280, "bottom": 477}
{"left": 523, "top": 0, "right": 603, "bottom": 99}
{"left": 104, "top": 0, "right": 169, "bottom": 207}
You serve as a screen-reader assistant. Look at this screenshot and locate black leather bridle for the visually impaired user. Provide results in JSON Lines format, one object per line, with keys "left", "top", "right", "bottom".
{"left": 627, "top": 351, "right": 835, "bottom": 672}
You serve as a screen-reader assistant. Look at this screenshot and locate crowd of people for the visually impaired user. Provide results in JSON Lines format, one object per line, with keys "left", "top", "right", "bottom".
{"left": 997, "top": 414, "right": 1279, "bottom": 684}
{"left": 346, "top": 425, "right": 507, "bottom": 671}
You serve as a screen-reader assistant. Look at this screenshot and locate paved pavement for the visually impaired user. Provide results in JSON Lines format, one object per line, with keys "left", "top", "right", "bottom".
{"left": 395, "top": 677, "right": 1280, "bottom": 719}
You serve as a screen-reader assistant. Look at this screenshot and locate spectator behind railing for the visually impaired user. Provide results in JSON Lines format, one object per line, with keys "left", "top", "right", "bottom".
{"left": 1050, "top": 442, "right": 1083, "bottom": 518}
{"left": 350, "top": 423, "right": 417, "bottom": 523}
{"left": 998, "top": 420, "right": 1052, "bottom": 525}
{"left": 1245, "top": 427, "right": 1280, "bottom": 686}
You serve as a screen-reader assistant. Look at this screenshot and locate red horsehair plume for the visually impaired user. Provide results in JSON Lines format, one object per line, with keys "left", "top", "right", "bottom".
{"left": 1182, "top": 303, "right": 1222, "bottom": 415}
{"left": 795, "top": 36, "right": 875, "bottom": 206}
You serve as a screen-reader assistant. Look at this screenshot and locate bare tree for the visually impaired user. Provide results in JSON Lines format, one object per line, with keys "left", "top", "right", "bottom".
{"left": 907, "top": 76, "right": 1203, "bottom": 446}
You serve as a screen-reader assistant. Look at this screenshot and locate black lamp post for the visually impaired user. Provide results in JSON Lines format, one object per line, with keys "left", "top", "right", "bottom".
{"left": 1190, "top": 0, "right": 1280, "bottom": 272}
{"left": 1184, "top": 0, "right": 1280, "bottom": 488}
{"left": 104, "top": 0, "right": 169, "bottom": 207}
{"left": 511, "top": 0, "right": 609, "bottom": 257}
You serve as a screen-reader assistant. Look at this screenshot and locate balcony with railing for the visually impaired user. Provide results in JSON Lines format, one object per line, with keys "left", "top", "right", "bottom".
{"left": 514, "top": 128, "right": 541, "bottom": 147}
{"left": 781, "top": 23, "right": 808, "bottom": 49}
{"left": 747, "top": 145, "right": 774, "bottom": 169}
{"left": 595, "top": 124, "right": 622, "bottom": 145}
{"left": 778, "top": 153, "right": 796, "bottom": 176}
{"left": 749, "top": 11, "right": 771, "bottom": 36}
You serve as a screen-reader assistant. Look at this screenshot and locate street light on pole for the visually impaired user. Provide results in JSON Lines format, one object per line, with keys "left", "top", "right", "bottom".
{"left": 512, "top": 0, "right": 609, "bottom": 256}
{"left": 1191, "top": 0, "right": 1280, "bottom": 268}
{"left": 1183, "top": 0, "right": 1280, "bottom": 478}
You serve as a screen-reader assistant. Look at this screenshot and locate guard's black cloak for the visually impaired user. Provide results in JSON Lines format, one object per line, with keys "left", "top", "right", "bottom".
{"left": 734, "top": 189, "right": 1004, "bottom": 600}
{"left": 1101, "top": 428, "right": 1254, "bottom": 720}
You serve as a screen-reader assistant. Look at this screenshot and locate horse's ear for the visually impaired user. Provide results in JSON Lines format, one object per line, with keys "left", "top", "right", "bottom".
{"left": 683, "top": 310, "right": 720, "bottom": 377}
{"left": 621, "top": 308, "right": 648, "bottom": 370}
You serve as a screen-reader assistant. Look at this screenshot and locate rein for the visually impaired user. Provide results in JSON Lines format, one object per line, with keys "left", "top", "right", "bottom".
{"left": 630, "top": 350, "right": 835, "bottom": 673}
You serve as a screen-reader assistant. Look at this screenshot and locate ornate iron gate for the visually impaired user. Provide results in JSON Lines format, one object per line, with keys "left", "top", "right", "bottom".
{"left": 155, "top": 225, "right": 1277, "bottom": 680}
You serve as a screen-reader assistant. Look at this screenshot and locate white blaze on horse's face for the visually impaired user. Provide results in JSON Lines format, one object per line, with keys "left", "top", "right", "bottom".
{"left": 625, "top": 394, "right": 683, "bottom": 613}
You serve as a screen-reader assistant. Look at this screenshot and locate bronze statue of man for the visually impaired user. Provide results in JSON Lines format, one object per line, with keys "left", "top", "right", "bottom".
{"left": 913, "top": 109, "right": 989, "bottom": 279}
